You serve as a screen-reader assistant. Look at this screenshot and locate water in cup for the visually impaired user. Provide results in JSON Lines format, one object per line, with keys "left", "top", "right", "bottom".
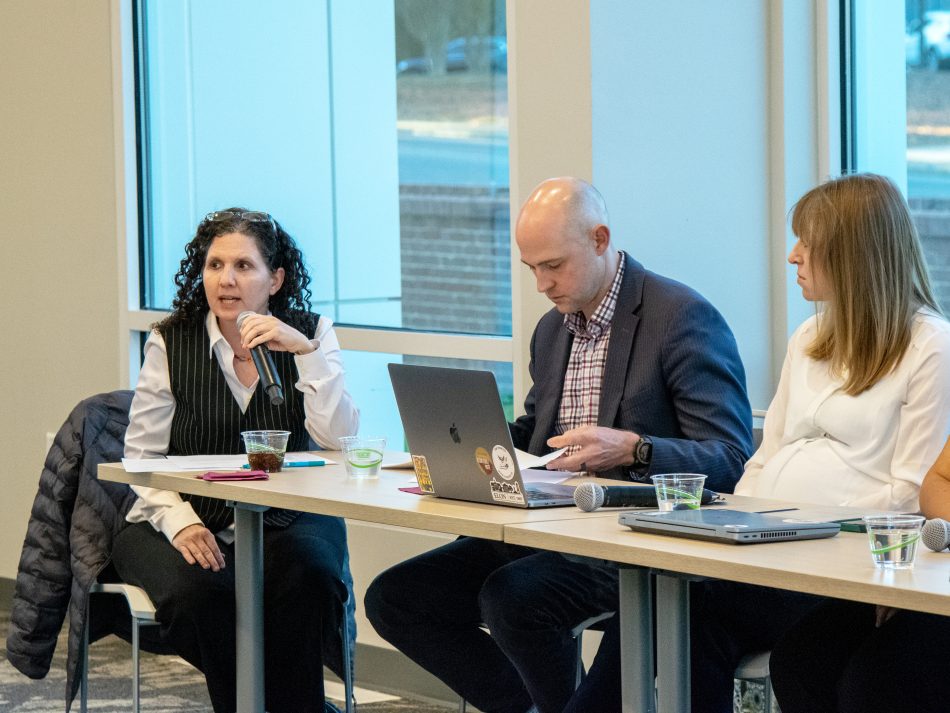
{"left": 339, "top": 436, "right": 386, "bottom": 479}
{"left": 863, "top": 515, "right": 924, "bottom": 570}
{"left": 651, "top": 474, "right": 707, "bottom": 511}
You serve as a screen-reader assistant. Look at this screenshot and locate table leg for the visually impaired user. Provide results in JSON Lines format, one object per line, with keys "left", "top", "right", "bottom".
{"left": 233, "top": 502, "right": 268, "bottom": 713}
{"left": 655, "top": 573, "right": 690, "bottom": 713}
{"left": 620, "top": 566, "right": 656, "bottom": 713}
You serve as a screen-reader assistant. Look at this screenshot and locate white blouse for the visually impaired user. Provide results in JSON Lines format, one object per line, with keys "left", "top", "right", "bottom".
{"left": 125, "top": 311, "right": 360, "bottom": 542}
{"left": 736, "top": 310, "right": 950, "bottom": 511}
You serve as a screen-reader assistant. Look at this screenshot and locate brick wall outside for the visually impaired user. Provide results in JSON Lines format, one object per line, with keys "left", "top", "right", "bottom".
{"left": 399, "top": 184, "right": 514, "bottom": 402}
{"left": 910, "top": 198, "right": 950, "bottom": 315}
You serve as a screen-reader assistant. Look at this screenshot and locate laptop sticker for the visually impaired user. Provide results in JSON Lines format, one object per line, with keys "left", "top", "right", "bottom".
{"left": 490, "top": 478, "right": 526, "bottom": 505}
{"left": 411, "top": 454, "right": 435, "bottom": 493}
{"left": 492, "top": 445, "right": 516, "bottom": 480}
{"left": 475, "top": 447, "right": 493, "bottom": 476}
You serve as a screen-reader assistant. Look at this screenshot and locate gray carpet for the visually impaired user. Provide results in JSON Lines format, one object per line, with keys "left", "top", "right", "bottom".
{"left": 0, "top": 607, "right": 452, "bottom": 712}
{"left": 2, "top": 605, "right": 774, "bottom": 712}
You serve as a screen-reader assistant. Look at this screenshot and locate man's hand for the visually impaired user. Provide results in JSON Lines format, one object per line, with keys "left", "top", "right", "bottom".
{"left": 172, "top": 524, "right": 226, "bottom": 572}
{"left": 546, "top": 426, "right": 639, "bottom": 473}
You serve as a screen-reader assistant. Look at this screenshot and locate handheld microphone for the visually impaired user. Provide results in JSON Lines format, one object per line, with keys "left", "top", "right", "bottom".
{"left": 237, "top": 311, "right": 284, "bottom": 406}
{"left": 922, "top": 518, "right": 950, "bottom": 552}
{"left": 573, "top": 482, "right": 717, "bottom": 512}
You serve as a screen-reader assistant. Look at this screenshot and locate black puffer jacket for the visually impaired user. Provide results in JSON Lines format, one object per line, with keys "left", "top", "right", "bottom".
{"left": 5, "top": 390, "right": 141, "bottom": 709}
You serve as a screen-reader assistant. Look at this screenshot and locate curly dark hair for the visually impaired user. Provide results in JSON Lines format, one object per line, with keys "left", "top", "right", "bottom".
{"left": 156, "top": 208, "right": 317, "bottom": 335}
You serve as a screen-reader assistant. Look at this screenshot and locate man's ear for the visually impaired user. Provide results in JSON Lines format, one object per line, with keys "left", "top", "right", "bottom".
{"left": 592, "top": 224, "right": 611, "bottom": 255}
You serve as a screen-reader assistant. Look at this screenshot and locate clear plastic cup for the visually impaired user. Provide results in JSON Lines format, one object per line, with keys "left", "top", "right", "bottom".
{"left": 650, "top": 473, "right": 707, "bottom": 511}
{"left": 863, "top": 514, "right": 925, "bottom": 569}
{"left": 339, "top": 436, "right": 386, "bottom": 479}
{"left": 240, "top": 430, "right": 291, "bottom": 473}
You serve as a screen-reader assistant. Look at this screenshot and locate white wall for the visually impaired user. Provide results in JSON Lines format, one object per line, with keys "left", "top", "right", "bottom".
{"left": 590, "top": 0, "right": 825, "bottom": 410}
{"left": 0, "top": 0, "right": 123, "bottom": 580}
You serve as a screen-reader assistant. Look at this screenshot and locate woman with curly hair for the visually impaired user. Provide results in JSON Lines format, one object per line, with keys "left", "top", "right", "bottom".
{"left": 112, "top": 209, "right": 359, "bottom": 713}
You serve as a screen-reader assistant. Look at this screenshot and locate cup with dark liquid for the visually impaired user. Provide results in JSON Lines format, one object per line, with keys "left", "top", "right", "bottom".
{"left": 241, "top": 430, "right": 291, "bottom": 473}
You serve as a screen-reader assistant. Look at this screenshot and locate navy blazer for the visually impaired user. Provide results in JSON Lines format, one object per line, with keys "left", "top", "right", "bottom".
{"left": 509, "top": 254, "right": 753, "bottom": 493}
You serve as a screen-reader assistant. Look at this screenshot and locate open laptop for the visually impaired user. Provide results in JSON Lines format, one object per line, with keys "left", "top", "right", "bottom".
{"left": 618, "top": 508, "right": 841, "bottom": 544}
{"left": 388, "top": 364, "right": 576, "bottom": 508}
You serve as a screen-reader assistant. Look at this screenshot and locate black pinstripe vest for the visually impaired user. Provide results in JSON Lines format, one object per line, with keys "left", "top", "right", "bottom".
{"left": 162, "top": 316, "right": 315, "bottom": 531}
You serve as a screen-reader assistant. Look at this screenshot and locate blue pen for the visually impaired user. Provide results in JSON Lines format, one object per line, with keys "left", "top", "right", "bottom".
{"left": 242, "top": 460, "right": 325, "bottom": 469}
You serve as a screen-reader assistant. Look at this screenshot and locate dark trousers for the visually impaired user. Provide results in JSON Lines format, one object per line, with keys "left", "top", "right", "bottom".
{"left": 363, "top": 537, "right": 619, "bottom": 713}
{"left": 112, "top": 514, "right": 347, "bottom": 713}
{"left": 770, "top": 599, "right": 950, "bottom": 713}
{"left": 562, "top": 580, "right": 821, "bottom": 713}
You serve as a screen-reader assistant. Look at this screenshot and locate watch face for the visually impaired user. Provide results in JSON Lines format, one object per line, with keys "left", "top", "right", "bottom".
{"left": 635, "top": 438, "right": 652, "bottom": 465}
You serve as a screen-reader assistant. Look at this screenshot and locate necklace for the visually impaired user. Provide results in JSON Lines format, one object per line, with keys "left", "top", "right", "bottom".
{"left": 234, "top": 352, "right": 252, "bottom": 363}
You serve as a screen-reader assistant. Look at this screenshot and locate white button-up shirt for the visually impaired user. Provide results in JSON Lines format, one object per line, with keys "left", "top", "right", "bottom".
{"left": 736, "top": 309, "right": 950, "bottom": 511}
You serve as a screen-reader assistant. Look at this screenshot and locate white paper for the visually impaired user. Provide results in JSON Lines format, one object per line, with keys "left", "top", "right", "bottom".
{"left": 121, "top": 458, "right": 173, "bottom": 473}
{"left": 520, "top": 468, "right": 575, "bottom": 485}
{"left": 515, "top": 447, "right": 567, "bottom": 469}
{"left": 381, "top": 451, "right": 414, "bottom": 469}
{"left": 122, "top": 452, "right": 335, "bottom": 473}
{"left": 166, "top": 454, "right": 248, "bottom": 470}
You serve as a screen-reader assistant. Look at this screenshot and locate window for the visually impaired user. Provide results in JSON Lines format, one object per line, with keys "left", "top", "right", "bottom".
{"left": 132, "top": 0, "right": 510, "bottom": 442}
{"left": 905, "top": 0, "right": 950, "bottom": 313}
{"left": 849, "top": 0, "right": 950, "bottom": 313}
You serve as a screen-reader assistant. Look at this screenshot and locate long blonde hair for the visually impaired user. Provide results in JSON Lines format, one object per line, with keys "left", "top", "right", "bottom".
{"left": 791, "top": 173, "right": 941, "bottom": 395}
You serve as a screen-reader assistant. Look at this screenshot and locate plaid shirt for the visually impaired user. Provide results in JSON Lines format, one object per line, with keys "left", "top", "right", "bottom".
{"left": 555, "top": 253, "right": 626, "bottom": 459}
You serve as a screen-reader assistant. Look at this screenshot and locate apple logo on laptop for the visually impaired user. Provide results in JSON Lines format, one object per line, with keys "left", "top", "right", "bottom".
{"left": 449, "top": 423, "right": 461, "bottom": 444}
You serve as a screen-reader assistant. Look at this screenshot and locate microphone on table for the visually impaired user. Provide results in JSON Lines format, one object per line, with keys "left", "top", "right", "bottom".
{"left": 922, "top": 518, "right": 950, "bottom": 552}
{"left": 573, "top": 482, "right": 718, "bottom": 512}
{"left": 237, "top": 311, "right": 284, "bottom": 406}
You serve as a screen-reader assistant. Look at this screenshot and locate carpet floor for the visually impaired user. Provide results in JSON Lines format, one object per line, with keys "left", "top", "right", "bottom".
{"left": 1, "top": 607, "right": 452, "bottom": 712}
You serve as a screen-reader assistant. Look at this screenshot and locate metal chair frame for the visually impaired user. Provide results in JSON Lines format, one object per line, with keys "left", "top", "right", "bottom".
{"left": 458, "top": 611, "right": 615, "bottom": 713}
{"left": 80, "top": 582, "right": 356, "bottom": 713}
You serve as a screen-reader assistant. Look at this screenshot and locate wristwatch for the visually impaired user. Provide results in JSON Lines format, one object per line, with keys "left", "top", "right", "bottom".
{"left": 632, "top": 435, "right": 653, "bottom": 473}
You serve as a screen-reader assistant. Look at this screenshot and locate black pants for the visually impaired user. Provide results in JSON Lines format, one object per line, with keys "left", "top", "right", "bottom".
{"left": 364, "top": 537, "right": 619, "bottom": 713}
{"left": 112, "top": 514, "right": 347, "bottom": 713}
{"left": 771, "top": 598, "right": 950, "bottom": 713}
{"left": 562, "top": 580, "right": 822, "bottom": 713}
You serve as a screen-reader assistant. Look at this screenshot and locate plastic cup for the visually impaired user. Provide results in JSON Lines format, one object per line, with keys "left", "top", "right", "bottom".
{"left": 650, "top": 473, "right": 707, "bottom": 511}
{"left": 339, "top": 436, "right": 386, "bottom": 479}
{"left": 240, "top": 430, "right": 290, "bottom": 473}
{"left": 863, "top": 514, "right": 925, "bottom": 570}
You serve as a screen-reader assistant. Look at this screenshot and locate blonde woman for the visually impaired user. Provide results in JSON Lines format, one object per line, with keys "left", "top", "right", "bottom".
{"left": 564, "top": 173, "right": 950, "bottom": 713}
{"left": 735, "top": 172, "right": 950, "bottom": 510}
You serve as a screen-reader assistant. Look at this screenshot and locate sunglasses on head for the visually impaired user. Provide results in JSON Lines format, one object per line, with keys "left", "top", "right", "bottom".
{"left": 204, "top": 210, "right": 277, "bottom": 233}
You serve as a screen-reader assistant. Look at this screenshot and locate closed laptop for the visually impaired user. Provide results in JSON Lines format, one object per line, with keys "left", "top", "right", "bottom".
{"left": 619, "top": 508, "right": 840, "bottom": 544}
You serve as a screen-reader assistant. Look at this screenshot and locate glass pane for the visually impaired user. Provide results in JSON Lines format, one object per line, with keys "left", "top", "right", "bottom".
{"left": 906, "top": 1, "right": 950, "bottom": 314}
{"left": 137, "top": 0, "right": 511, "bottom": 337}
{"left": 342, "top": 351, "right": 514, "bottom": 450}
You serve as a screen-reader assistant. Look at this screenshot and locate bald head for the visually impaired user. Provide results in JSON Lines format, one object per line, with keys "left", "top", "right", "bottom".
{"left": 516, "top": 177, "right": 610, "bottom": 244}
{"left": 515, "top": 177, "right": 619, "bottom": 319}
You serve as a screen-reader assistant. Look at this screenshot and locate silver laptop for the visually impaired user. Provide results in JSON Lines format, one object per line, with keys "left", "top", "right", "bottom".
{"left": 618, "top": 508, "right": 840, "bottom": 544}
{"left": 388, "top": 364, "right": 576, "bottom": 508}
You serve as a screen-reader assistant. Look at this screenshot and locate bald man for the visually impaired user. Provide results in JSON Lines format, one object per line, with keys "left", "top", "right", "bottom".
{"left": 366, "top": 178, "right": 753, "bottom": 713}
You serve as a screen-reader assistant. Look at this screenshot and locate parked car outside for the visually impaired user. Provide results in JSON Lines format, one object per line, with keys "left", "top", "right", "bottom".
{"left": 906, "top": 11, "right": 950, "bottom": 70}
{"left": 396, "top": 35, "right": 507, "bottom": 75}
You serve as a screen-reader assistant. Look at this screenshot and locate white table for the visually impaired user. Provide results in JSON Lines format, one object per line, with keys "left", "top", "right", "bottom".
{"left": 98, "top": 457, "right": 622, "bottom": 713}
{"left": 505, "top": 506, "right": 950, "bottom": 713}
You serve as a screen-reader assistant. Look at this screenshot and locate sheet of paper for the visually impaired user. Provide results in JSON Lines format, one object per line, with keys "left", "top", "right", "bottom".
{"left": 121, "top": 458, "right": 174, "bottom": 473}
{"left": 167, "top": 454, "right": 248, "bottom": 470}
{"left": 515, "top": 447, "right": 567, "bottom": 469}
{"left": 520, "top": 468, "right": 575, "bottom": 485}
{"left": 122, "top": 452, "right": 335, "bottom": 473}
{"left": 381, "top": 451, "right": 414, "bottom": 469}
